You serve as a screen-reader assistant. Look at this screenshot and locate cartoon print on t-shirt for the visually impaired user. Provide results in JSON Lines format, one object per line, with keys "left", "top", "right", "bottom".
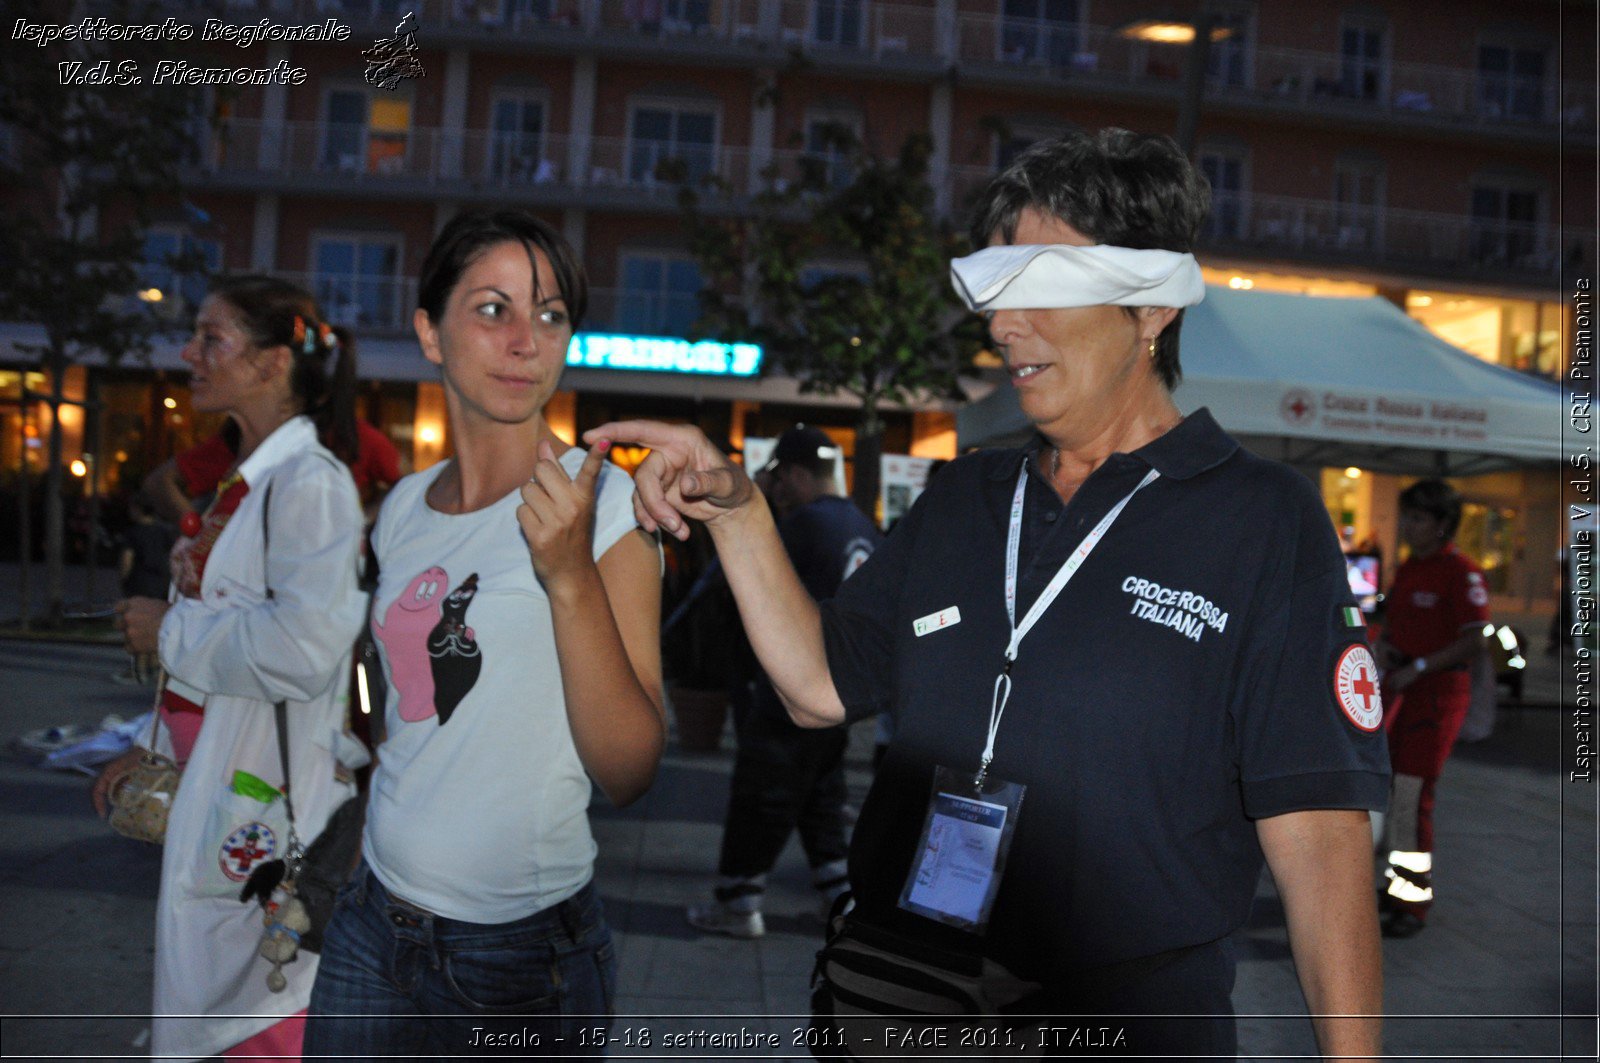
{"left": 428, "top": 572, "right": 482, "bottom": 725}
{"left": 373, "top": 565, "right": 448, "bottom": 722}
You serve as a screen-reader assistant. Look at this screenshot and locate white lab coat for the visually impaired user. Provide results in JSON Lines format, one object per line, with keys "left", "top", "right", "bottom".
{"left": 150, "top": 416, "right": 366, "bottom": 1060}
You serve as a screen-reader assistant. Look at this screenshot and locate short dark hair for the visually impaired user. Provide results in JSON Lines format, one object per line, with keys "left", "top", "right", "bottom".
{"left": 1399, "top": 479, "right": 1464, "bottom": 539}
{"left": 208, "top": 274, "right": 357, "bottom": 463}
{"left": 417, "top": 209, "right": 588, "bottom": 330}
{"left": 968, "top": 129, "right": 1211, "bottom": 390}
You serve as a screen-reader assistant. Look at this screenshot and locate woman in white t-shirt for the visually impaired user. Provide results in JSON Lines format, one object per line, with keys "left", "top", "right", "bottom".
{"left": 305, "top": 210, "right": 665, "bottom": 1057}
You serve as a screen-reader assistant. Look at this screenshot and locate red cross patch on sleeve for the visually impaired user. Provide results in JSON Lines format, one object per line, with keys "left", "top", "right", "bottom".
{"left": 1334, "top": 644, "right": 1384, "bottom": 732}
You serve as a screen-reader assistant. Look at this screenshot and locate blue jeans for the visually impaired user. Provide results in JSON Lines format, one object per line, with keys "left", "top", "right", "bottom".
{"left": 305, "top": 862, "right": 617, "bottom": 1059}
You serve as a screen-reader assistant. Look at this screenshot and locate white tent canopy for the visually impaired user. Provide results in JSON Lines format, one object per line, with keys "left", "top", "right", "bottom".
{"left": 957, "top": 286, "right": 1566, "bottom": 476}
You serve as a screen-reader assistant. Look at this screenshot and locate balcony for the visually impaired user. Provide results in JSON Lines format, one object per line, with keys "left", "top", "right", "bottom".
{"left": 947, "top": 165, "right": 1586, "bottom": 283}
{"left": 193, "top": 119, "right": 1587, "bottom": 285}
{"left": 133, "top": 1, "right": 1591, "bottom": 139}
{"left": 953, "top": 15, "right": 1592, "bottom": 138}
{"left": 1199, "top": 190, "right": 1588, "bottom": 282}
{"left": 270, "top": 269, "right": 418, "bottom": 333}
{"left": 192, "top": 119, "right": 766, "bottom": 202}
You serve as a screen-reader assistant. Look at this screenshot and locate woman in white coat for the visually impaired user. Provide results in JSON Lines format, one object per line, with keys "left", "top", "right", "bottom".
{"left": 93, "top": 275, "right": 367, "bottom": 1061}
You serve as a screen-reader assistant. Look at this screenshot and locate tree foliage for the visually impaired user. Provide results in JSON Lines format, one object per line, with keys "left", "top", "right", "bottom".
{"left": 0, "top": 0, "right": 207, "bottom": 622}
{"left": 678, "top": 129, "right": 985, "bottom": 516}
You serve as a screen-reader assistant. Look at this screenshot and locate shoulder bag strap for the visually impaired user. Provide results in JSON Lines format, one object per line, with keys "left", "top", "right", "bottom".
{"left": 259, "top": 481, "right": 304, "bottom": 864}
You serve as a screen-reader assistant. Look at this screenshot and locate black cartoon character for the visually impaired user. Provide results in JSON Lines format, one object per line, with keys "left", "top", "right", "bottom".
{"left": 427, "top": 572, "right": 482, "bottom": 724}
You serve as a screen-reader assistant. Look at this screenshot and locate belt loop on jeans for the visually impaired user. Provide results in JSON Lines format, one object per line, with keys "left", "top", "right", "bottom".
{"left": 557, "top": 888, "right": 584, "bottom": 944}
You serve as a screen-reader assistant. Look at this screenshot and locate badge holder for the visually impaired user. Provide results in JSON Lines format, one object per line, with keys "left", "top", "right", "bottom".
{"left": 897, "top": 765, "right": 1025, "bottom": 934}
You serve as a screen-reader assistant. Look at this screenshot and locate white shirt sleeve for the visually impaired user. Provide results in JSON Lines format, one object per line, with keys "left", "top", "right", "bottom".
{"left": 158, "top": 459, "right": 366, "bottom": 704}
{"left": 591, "top": 461, "right": 643, "bottom": 560}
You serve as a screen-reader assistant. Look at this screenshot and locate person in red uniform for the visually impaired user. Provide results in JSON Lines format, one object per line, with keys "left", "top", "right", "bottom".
{"left": 144, "top": 417, "right": 401, "bottom": 525}
{"left": 1374, "top": 478, "right": 1489, "bottom": 938}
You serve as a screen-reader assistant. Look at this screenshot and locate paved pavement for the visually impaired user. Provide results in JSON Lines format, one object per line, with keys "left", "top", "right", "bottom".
{"left": 0, "top": 579, "right": 1594, "bottom": 1059}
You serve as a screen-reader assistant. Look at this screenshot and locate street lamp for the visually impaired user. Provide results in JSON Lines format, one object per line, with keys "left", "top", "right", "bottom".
{"left": 1118, "top": 12, "right": 1237, "bottom": 156}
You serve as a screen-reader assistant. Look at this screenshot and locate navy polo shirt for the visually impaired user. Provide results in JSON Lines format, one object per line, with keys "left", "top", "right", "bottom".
{"left": 821, "top": 409, "right": 1389, "bottom": 983}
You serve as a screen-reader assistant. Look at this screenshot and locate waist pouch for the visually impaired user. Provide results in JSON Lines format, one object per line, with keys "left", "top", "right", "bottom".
{"left": 809, "top": 906, "right": 1200, "bottom": 1061}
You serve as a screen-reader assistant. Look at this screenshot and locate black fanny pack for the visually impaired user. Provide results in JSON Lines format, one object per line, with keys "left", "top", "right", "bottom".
{"left": 808, "top": 903, "right": 1201, "bottom": 1061}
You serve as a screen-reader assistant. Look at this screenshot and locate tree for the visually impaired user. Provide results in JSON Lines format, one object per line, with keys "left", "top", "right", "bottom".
{"left": 0, "top": 0, "right": 205, "bottom": 625}
{"left": 678, "top": 129, "right": 985, "bottom": 518}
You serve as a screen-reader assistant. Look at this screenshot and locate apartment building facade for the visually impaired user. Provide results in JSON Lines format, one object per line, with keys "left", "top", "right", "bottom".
{"left": 3, "top": 0, "right": 1592, "bottom": 608}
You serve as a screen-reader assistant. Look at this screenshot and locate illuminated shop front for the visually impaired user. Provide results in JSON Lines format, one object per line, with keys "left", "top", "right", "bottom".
{"left": 0, "top": 328, "right": 962, "bottom": 560}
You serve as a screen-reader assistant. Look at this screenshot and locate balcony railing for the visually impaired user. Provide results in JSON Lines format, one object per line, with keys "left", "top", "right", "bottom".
{"left": 195, "top": 122, "right": 1586, "bottom": 281}
{"left": 138, "top": 0, "right": 1590, "bottom": 133}
{"left": 947, "top": 165, "right": 1585, "bottom": 278}
{"left": 953, "top": 14, "right": 1591, "bottom": 132}
{"left": 265, "top": 269, "right": 419, "bottom": 332}
{"left": 198, "top": 120, "right": 765, "bottom": 198}
{"left": 1199, "top": 190, "right": 1586, "bottom": 276}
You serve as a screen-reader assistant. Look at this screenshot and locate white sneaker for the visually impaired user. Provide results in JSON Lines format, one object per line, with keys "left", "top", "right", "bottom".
{"left": 686, "top": 900, "right": 765, "bottom": 939}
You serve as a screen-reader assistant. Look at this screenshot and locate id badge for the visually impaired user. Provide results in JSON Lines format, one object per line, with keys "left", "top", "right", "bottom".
{"left": 898, "top": 765, "right": 1025, "bottom": 934}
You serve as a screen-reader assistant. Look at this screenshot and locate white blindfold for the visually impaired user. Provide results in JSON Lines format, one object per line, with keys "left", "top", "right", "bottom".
{"left": 950, "top": 244, "right": 1205, "bottom": 312}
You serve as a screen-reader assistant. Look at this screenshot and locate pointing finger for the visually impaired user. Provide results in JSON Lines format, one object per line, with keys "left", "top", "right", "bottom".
{"left": 575, "top": 439, "right": 609, "bottom": 495}
{"left": 584, "top": 420, "right": 680, "bottom": 451}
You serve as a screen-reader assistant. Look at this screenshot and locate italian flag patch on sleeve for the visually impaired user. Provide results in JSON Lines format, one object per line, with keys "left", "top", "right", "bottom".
{"left": 1342, "top": 606, "right": 1365, "bottom": 628}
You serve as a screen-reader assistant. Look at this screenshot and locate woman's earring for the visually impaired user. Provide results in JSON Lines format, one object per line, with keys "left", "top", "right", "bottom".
{"left": 1148, "top": 338, "right": 1158, "bottom": 358}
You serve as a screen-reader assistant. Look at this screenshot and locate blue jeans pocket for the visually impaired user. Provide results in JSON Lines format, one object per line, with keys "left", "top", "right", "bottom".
{"left": 442, "top": 941, "right": 564, "bottom": 1013}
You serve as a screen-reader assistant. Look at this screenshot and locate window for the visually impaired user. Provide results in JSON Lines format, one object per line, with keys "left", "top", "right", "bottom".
{"left": 617, "top": 253, "right": 703, "bottom": 337}
{"left": 1338, "top": 19, "right": 1386, "bottom": 100}
{"left": 628, "top": 103, "right": 717, "bottom": 185}
{"left": 314, "top": 235, "right": 403, "bottom": 329}
{"left": 804, "top": 113, "right": 860, "bottom": 191}
{"left": 489, "top": 96, "right": 548, "bottom": 183}
{"left": 1478, "top": 43, "right": 1546, "bottom": 121}
{"left": 320, "top": 90, "right": 411, "bottom": 175}
{"left": 998, "top": 0, "right": 1080, "bottom": 67}
{"left": 811, "top": 0, "right": 863, "bottom": 48}
{"left": 1205, "top": 8, "right": 1252, "bottom": 87}
{"left": 1469, "top": 184, "right": 1541, "bottom": 265}
{"left": 1332, "top": 159, "right": 1384, "bottom": 251}
{"left": 1198, "top": 150, "right": 1247, "bottom": 240}
{"left": 141, "top": 230, "right": 221, "bottom": 310}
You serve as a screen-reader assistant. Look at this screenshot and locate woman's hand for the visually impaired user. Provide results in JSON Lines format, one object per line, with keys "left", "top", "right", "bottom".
{"left": 90, "top": 747, "right": 147, "bottom": 818}
{"left": 115, "top": 597, "right": 170, "bottom": 656}
{"left": 581, "top": 420, "right": 753, "bottom": 540}
{"left": 518, "top": 440, "right": 609, "bottom": 589}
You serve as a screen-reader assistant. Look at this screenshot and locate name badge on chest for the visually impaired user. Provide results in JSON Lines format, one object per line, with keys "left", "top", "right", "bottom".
{"left": 899, "top": 766, "right": 1025, "bottom": 933}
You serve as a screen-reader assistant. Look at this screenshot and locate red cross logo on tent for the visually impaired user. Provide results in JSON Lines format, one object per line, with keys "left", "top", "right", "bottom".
{"left": 1280, "top": 388, "right": 1316, "bottom": 427}
{"left": 1334, "top": 644, "right": 1383, "bottom": 731}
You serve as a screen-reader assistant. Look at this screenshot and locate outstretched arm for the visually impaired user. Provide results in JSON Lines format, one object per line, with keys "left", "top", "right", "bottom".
{"left": 583, "top": 420, "right": 847, "bottom": 728}
{"left": 519, "top": 441, "right": 665, "bottom": 806}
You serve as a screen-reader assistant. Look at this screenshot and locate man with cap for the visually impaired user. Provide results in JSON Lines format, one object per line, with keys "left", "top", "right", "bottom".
{"left": 687, "top": 425, "right": 880, "bottom": 937}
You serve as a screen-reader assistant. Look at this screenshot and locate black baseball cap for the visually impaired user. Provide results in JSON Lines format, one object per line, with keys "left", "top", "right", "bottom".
{"left": 762, "top": 425, "right": 839, "bottom": 472}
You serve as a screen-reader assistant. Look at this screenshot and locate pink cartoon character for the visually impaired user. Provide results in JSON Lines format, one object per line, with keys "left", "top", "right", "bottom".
{"left": 373, "top": 565, "right": 448, "bottom": 722}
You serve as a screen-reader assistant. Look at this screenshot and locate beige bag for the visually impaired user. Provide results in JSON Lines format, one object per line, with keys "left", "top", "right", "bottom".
{"left": 108, "top": 677, "right": 182, "bottom": 845}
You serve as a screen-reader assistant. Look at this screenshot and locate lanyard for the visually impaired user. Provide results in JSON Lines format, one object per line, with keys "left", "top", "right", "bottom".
{"left": 978, "top": 460, "right": 1159, "bottom": 787}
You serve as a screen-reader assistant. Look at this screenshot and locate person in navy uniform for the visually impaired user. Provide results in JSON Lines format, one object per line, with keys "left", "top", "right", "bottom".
{"left": 687, "top": 424, "right": 880, "bottom": 938}
{"left": 1373, "top": 478, "right": 1490, "bottom": 938}
{"left": 591, "top": 129, "right": 1388, "bottom": 1059}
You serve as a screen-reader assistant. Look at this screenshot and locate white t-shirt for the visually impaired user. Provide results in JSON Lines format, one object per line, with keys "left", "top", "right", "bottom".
{"left": 363, "top": 449, "right": 640, "bottom": 923}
